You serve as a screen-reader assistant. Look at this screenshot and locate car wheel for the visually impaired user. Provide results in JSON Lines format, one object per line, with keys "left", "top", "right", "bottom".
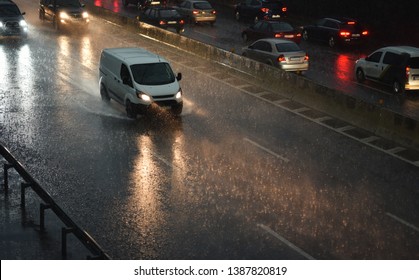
{"left": 393, "top": 80, "right": 405, "bottom": 94}
{"left": 242, "top": 32, "right": 248, "bottom": 42}
{"left": 235, "top": 11, "right": 240, "bottom": 21}
{"left": 100, "top": 84, "right": 110, "bottom": 102}
{"left": 302, "top": 30, "right": 309, "bottom": 41}
{"left": 171, "top": 102, "right": 183, "bottom": 116}
{"left": 254, "top": 16, "right": 259, "bottom": 24}
{"left": 356, "top": 68, "right": 365, "bottom": 83}
{"left": 125, "top": 100, "right": 137, "bottom": 118}
{"left": 328, "top": 36, "right": 336, "bottom": 48}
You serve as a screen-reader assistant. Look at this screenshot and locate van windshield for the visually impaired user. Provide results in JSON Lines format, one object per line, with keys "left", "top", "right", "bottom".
{"left": 131, "top": 63, "right": 175, "bottom": 85}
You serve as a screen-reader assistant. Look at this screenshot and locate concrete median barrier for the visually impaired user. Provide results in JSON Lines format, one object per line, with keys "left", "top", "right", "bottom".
{"left": 87, "top": 4, "right": 419, "bottom": 150}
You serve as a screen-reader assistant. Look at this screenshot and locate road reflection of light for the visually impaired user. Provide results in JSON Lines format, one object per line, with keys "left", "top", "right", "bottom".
{"left": 80, "top": 36, "right": 94, "bottom": 70}
{"left": 0, "top": 47, "right": 8, "bottom": 90}
{"left": 335, "top": 54, "right": 353, "bottom": 83}
{"left": 129, "top": 135, "right": 165, "bottom": 238}
{"left": 17, "top": 45, "right": 35, "bottom": 110}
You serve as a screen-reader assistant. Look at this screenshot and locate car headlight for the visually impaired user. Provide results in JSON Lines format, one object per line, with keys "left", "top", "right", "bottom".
{"left": 82, "top": 12, "right": 89, "bottom": 19}
{"left": 175, "top": 89, "right": 182, "bottom": 99}
{"left": 136, "top": 91, "right": 151, "bottom": 102}
{"left": 19, "top": 20, "right": 27, "bottom": 27}
{"left": 59, "top": 12, "right": 70, "bottom": 19}
{"left": 0, "top": 22, "right": 3, "bottom": 28}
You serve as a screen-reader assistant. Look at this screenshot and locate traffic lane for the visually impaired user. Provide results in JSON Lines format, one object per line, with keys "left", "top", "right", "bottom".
{"left": 6, "top": 0, "right": 419, "bottom": 259}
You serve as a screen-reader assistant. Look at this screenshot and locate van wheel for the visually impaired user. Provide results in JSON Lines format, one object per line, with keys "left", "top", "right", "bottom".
{"left": 393, "top": 80, "right": 405, "bottom": 94}
{"left": 171, "top": 102, "right": 183, "bottom": 116}
{"left": 126, "top": 100, "right": 136, "bottom": 118}
{"left": 356, "top": 68, "right": 365, "bottom": 83}
{"left": 100, "top": 84, "right": 110, "bottom": 102}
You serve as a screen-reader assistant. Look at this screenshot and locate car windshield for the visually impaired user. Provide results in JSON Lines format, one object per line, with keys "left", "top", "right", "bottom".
{"left": 408, "top": 57, "right": 419, "bottom": 68}
{"left": 275, "top": 42, "right": 301, "bottom": 52}
{"left": 0, "top": 4, "right": 21, "bottom": 16}
{"left": 55, "top": 0, "right": 81, "bottom": 7}
{"left": 193, "top": 2, "right": 212, "bottom": 10}
{"left": 160, "top": 9, "right": 179, "bottom": 17}
{"left": 131, "top": 63, "right": 176, "bottom": 86}
{"left": 271, "top": 22, "right": 293, "bottom": 32}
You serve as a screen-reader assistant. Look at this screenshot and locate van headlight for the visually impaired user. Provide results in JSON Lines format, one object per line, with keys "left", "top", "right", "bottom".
{"left": 0, "top": 22, "right": 4, "bottom": 28}
{"left": 136, "top": 91, "right": 151, "bottom": 102}
{"left": 59, "top": 12, "right": 70, "bottom": 19}
{"left": 175, "top": 88, "right": 182, "bottom": 99}
{"left": 19, "top": 20, "right": 27, "bottom": 27}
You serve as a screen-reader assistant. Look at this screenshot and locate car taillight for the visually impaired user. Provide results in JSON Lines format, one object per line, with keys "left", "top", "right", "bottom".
{"left": 192, "top": 10, "right": 199, "bottom": 14}
{"left": 179, "top": 19, "right": 185, "bottom": 24}
{"left": 212, "top": 10, "right": 216, "bottom": 14}
{"left": 347, "top": 21, "right": 356, "bottom": 25}
{"left": 277, "top": 55, "right": 286, "bottom": 62}
{"left": 304, "top": 54, "right": 309, "bottom": 61}
{"left": 362, "top": 30, "right": 369, "bottom": 36}
{"left": 275, "top": 33, "right": 283, "bottom": 38}
{"left": 406, "top": 67, "right": 411, "bottom": 80}
{"left": 339, "top": 31, "right": 351, "bottom": 37}
{"left": 282, "top": 7, "right": 287, "bottom": 12}
{"left": 159, "top": 20, "right": 166, "bottom": 25}
{"left": 261, "top": 7, "right": 269, "bottom": 13}
{"left": 296, "top": 33, "right": 301, "bottom": 37}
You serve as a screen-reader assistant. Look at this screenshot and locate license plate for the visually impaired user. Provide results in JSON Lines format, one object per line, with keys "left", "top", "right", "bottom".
{"left": 272, "top": 15, "right": 281, "bottom": 18}
{"left": 168, "top": 21, "right": 177, "bottom": 24}
{"left": 413, "top": 76, "right": 419, "bottom": 80}
{"left": 284, "top": 35, "right": 294, "bottom": 38}
{"left": 290, "top": 57, "right": 301, "bottom": 61}
{"left": 352, "top": 34, "right": 360, "bottom": 37}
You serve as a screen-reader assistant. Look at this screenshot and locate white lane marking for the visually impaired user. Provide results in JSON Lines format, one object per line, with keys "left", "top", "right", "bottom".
{"left": 244, "top": 138, "right": 290, "bottom": 163}
{"left": 386, "top": 213, "right": 419, "bottom": 233}
{"left": 258, "top": 224, "right": 316, "bottom": 260}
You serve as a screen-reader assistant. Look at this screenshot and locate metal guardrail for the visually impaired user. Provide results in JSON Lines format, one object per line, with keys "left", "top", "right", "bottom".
{"left": 1, "top": 142, "right": 110, "bottom": 260}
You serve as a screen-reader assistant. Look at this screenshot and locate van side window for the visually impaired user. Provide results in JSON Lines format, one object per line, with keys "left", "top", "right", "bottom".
{"left": 367, "top": 51, "right": 382, "bottom": 63}
{"left": 120, "top": 64, "right": 133, "bottom": 87}
{"left": 383, "top": 52, "right": 402, "bottom": 66}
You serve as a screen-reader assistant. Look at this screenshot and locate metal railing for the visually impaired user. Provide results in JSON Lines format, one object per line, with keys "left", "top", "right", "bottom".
{"left": 1, "top": 142, "right": 110, "bottom": 259}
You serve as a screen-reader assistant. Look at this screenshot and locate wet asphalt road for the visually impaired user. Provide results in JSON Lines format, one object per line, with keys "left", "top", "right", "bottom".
{"left": 1, "top": 0, "right": 419, "bottom": 259}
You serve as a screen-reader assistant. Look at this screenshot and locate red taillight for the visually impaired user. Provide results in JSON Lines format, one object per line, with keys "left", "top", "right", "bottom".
{"left": 274, "top": 33, "right": 283, "bottom": 38}
{"left": 304, "top": 54, "right": 309, "bottom": 61}
{"left": 296, "top": 33, "right": 301, "bottom": 37}
{"left": 362, "top": 30, "right": 369, "bottom": 36}
{"left": 260, "top": 7, "right": 269, "bottom": 13}
{"left": 406, "top": 67, "right": 411, "bottom": 80}
{"left": 347, "top": 21, "right": 356, "bottom": 25}
{"left": 192, "top": 10, "right": 199, "bottom": 15}
{"left": 179, "top": 19, "right": 185, "bottom": 24}
{"left": 277, "top": 55, "right": 286, "bottom": 62}
{"left": 340, "top": 31, "right": 351, "bottom": 37}
{"left": 159, "top": 20, "right": 166, "bottom": 25}
{"left": 282, "top": 7, "right": 287, "bottom": 12}
{"left": 212, "top": 10, "right": 216, "bottom": 14}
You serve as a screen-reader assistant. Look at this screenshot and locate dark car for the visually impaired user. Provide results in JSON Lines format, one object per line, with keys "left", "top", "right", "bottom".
{"left": 302, "top": 17, "right": 369, "bottom": 48}
{"left": 242, "top": 20, "right": 301, "bottom": 44}
{"left": 235, "top": 0, "right": 287, "bottom": 24}
{"left": 139, "top": 6, "right": 185, "bottom": 33}
{"left": 122, "top": 0, "right": 165, "bottom": 10}
{"left": 0, "top": 0, "right": 28, "bottom": 38}
{"left": 39, "top": 0, "right": 89, "bottom": 30}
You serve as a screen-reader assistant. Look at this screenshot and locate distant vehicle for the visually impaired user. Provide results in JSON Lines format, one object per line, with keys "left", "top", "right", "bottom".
{"left": 242, "top": 20, "right": 301, "bottom": 44}
{"left": 302, "top": 17, "right": 369, "bottom": 48}
{"left": 139, "top": 6, "right": 185, "bottom": 33}
{"left": 122, "top": 0, "right": 164, "bottom": 10}
{"left": 235, "top": 0, "right": 287, "bottom": 24}
{"left": 175, "top": 0, "right": 216, "bottom": 26}
{"left": 39, "top": 0, "right": 89, "bottom": 30}
{"left": 99, "top": 48, "right": 183, "bottom": 117}
{"left": 0, "top": 0, "right": 28, "bottom": 38}
{"left": 242, "top": 38, "right": 308, "bottom": 73}
{"left": 355, "top": 46, "right": 419, "bottom": 94}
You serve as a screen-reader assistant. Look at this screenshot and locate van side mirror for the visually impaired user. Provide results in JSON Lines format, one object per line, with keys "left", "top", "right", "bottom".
{"left": 176, "top": 73, "right": 182, "bottom": 81}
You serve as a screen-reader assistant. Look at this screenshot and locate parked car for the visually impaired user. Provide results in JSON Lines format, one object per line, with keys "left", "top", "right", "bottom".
{"left": 242, "top": 20, "right": 301, "bottom": 44}
{"left": 0, "top": 0, "right": 28, "bottom": 38}
{"left": 235, "top": 0, "right": 287, "bottom": 24}
{"left": 39, "top": 0, "right": 89, "bottom": 30}
{"left": 242, "top": 38, "right": 308, "bottom": 73}
{"left": 121, "top": 0, "right": 164, "bottom": 10}
{"left": 175, "top": 0, "right": 216, "bottom": 26}
{"left": 355, "top": 46, "right": 419, "bottom": 94}
{"left": 139, "top": 6, "right": 185, "bottom": 33}
{"left": 302, "top": 17, "right": 369, "bottom": 48}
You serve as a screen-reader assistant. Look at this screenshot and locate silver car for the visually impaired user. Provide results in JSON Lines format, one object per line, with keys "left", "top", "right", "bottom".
{"left": 242, "top": 38, "right": 309, "bottom": 73}
{"left": 176, "top": 0, "right": 216, "bottom": 25}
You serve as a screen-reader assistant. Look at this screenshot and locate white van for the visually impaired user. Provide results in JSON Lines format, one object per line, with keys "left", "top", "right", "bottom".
{"left": 99, "top": 47, "right": 183, "bottom": 117}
